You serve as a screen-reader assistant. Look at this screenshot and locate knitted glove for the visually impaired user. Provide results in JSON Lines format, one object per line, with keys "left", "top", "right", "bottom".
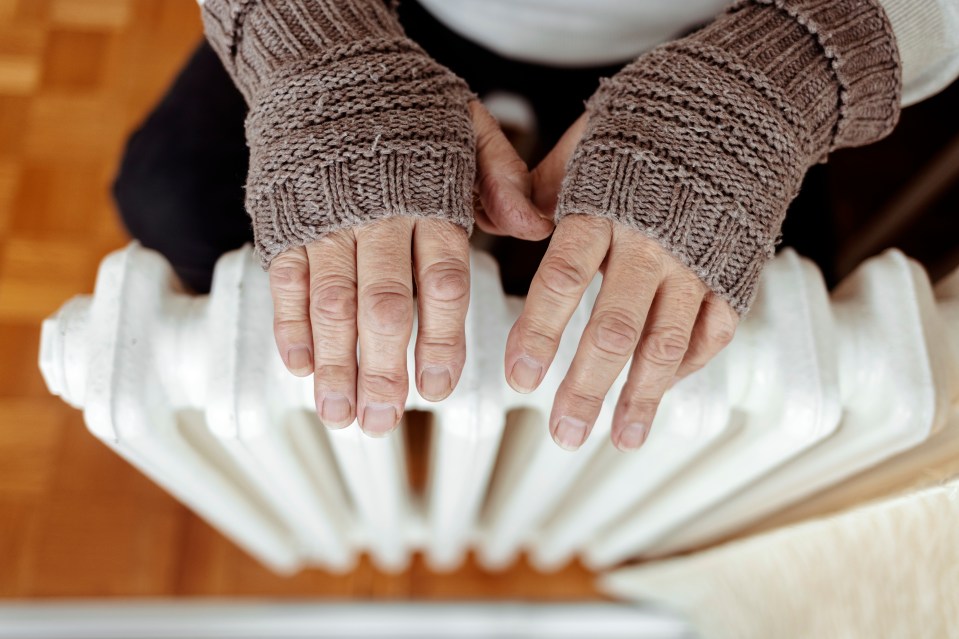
{"left": 200, "top": 0, "right": 476, "bottom": 267}
{"left": 556, "top": 0, "right": 902, "bottom": 316}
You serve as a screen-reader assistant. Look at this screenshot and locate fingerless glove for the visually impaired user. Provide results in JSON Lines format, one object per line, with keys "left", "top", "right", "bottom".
{"left": 556, "top": 0, "right": 902, "bottom": 315}
{"left": 200, "top": 0, "right": 476, "bottom": 267}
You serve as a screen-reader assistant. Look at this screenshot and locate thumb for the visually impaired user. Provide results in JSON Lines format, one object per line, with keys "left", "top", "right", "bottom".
{"left": 530, "top": 113, "right": 589, "bottom": 219}
{"left": 471, "top": 101, "right": 554, "bottom": 241}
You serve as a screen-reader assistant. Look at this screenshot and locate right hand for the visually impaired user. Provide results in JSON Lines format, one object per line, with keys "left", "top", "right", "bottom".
{"left": 268, "top": 102, "right": 553, "bottom": 437}
{"left": 498, "top": 114, "right": 740, "bottom": 451}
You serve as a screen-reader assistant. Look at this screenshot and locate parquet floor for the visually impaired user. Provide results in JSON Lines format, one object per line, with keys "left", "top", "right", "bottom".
{"left": 0, "top": 0, "right": 598, "bottom": 599}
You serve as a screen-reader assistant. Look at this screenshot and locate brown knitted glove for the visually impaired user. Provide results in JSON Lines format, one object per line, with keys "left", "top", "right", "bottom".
{"left": 200, "top": 0, "right": 476, "bottom": 267}
{"left": 556, "top": 0, "right": 902, "bottom": 316}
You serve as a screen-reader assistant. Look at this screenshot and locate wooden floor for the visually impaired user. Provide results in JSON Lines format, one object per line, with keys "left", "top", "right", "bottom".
{"left": 0, "top": 0, "right": 599, "bottom": 599}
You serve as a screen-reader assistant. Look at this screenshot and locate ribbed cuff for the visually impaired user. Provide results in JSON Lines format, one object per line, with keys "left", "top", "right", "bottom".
{"left": 557, "top": 0, "right": 902, "bottom": 316}
{"left": 200, "top": 1, "right": 477, "bottom": 268}
{"left": 249, "top": 147, "right": 475, "bottom": 267}
{"left": 558, "top": 154, "right": 771, "bottom": 316}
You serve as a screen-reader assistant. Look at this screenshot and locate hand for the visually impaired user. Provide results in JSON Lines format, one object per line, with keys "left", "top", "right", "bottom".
{"left": 504, "top": 115, "right": 740, "bottom": 451}
{"left": 268, "top": 101, "right": 551, "bottom": 437}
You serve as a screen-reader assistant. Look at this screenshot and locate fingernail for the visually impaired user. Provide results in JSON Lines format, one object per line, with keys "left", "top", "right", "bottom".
{"left": 287, "top": 347, "right": 312, "bottom": 373}
{"left": 362, "top": 402, "right": 397, "bottom": 437}
{"left": 617, "top": 422, "right": 650, "bottom": 451}
{"left": 320, "top": 393, "right": 352, "bottom": 428}
{"left": 553, "top": 416, "right": 588, "bottom": 451}
{"left": 509, "top": 356, "right": 543, "bottom": 393}
{"left": 420, "top": 365, "right": 451, "bottom": 400}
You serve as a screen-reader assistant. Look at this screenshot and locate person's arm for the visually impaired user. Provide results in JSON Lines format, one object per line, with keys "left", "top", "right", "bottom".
{"left": 197, "top": 0, "right": 550, "bottom": 435}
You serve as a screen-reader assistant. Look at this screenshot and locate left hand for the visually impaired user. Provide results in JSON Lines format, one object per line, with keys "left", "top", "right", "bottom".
{"left": 503, "top": 115, "right": 740, "bottom": 451}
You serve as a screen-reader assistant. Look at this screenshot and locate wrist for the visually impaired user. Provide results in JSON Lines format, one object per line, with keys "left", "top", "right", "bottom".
{"left": 200, "top": 0, "right": 477, "bottom": 268}
{"left": 557, "top": 0, "right": 902, "bottom": 315}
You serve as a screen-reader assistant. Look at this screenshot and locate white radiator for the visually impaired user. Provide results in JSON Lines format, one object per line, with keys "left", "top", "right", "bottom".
{"left": 38, "top": 243, "right": 959, "bottom": 575}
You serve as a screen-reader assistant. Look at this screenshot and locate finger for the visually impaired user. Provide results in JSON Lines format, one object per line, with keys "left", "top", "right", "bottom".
{"left": 548, "top": 234, "right": 663, "bottom": 450}
{"left": 530, "top": 113, "right": 588, "bottom": 217}
{"left": 505, "top": 214, "right": 611, "bottom": 394}
{"left": 269, "top": 247, "right": 314, "bottom": 376}
{"left": 471, "top": 101, "right": 554, "bottom": 241}
{"left": 305, "top": 232, "right": 358, "bottom": 428}
{"left": 355, "top": 218, "right": 415, "bottom": 437}
{"left": 672, "top": 292, "right": 739, "bottom": 383}
{"left": 613, "top": 271, "right": 705, "bottom": 451}
{"left": 412, "top": 219, "right": 471, "bottom": 401}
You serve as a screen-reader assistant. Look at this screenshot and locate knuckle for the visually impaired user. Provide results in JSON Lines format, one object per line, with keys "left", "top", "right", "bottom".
{"left": 619, "top": 393, "right": 661, "bottom": 417}
{"left": 360, "top": 369, "right": 408, "bottom": 397}
{"left": 270, "top": 264, "right": 309, "bottom": 292}
{"left": 273, "top": 317, "right": 309, "bottom": 341}
{"left": 590, "top": 311, "right": 640, "bottom": 357}
{"left": 418, "top": 334, "right": 464, "bottom": 353}
{"left": 683, "top": 361, "right": 707, "bottom": 378}
{"left": 358, "top": 216, "right": 413, "bottom": 237}
{"left": 539, "top": 253, "right": 590, "bottom": 298}
{"left": 561, "top": 382, "right": 607, "bottom": 409}
{"left": 314, "top": 363, "right": 354, "bottom": 385}
{"left": 707, "top": 320, "right": 737, "bottom": 349}
{"left": 616, "top": 234, "right": 671, "bottom": 276}
{"left": 364, "top": 285, "right": 413, "bottom": 334}
{"left": 565, "top": 213, "right": 612, "bottom": 237}
{"left": 640, "top": 252, "right": 669, "bottom": 279}
{"left": 421, "top": 218, "right": 469, "bottom": 243}
{"left": 310, "top": 279, "right": 357, "bottom": 323}
{"left": 667, "top": 273, "right": 707, "bottom": 299}
{"left": 639, "top": 326, "right": 689, "bottom": 366}
{"left": 708, "top": 301, "right": 740, "bottom": 345}
{"left": 419, "top": 260, "right": 470, "bottom": 304}
{"left": 316, "top": 228, "right": 356, "bottom": 250}
{"left": 518, "top": 319, "right": 560, "bottom": 354}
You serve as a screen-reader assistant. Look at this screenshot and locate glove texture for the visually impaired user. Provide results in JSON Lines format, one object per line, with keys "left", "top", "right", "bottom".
{"left": 201, "top": 0, "right": 476, "bottom": 267}
{"left": 556, "top": 0, "right": 902, "bottom": 315}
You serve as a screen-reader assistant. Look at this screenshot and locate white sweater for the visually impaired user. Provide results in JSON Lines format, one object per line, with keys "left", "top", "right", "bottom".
{"left": 417, "top": 0, "right": 959, "bottom": 106}
{"left": 195, "top": 0, "right": 959, "bottom": 106}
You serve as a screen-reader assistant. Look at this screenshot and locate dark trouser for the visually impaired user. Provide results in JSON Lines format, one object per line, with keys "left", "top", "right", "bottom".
{"left": 113, "top": 1, "right": 833, "bottom": 295}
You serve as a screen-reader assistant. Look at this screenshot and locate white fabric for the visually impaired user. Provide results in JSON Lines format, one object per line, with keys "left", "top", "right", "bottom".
{"left": 197, "top": 0, "right": 959, "bottom": 104}
{"left": 883, "top": 0, "right": 959, "bottom": 105}
{"left": 417, "top": 0, "right": 959, "bottom": 105}
{"left": 601, "top": 478, "right": 959, "bottom": 639}
{"left": 416, "top": 0, "right": 730, "bottom": 66}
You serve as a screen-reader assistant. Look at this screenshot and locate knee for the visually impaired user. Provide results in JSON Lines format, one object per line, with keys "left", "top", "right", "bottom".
{"left": 112, "top": 121, "right": 181, "bottom": 245}
{"left": 111, "top": 119, "right": 248, "bottom": 293}
{"left": 111, "top": 41, "right": 251, "bottom": 292}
